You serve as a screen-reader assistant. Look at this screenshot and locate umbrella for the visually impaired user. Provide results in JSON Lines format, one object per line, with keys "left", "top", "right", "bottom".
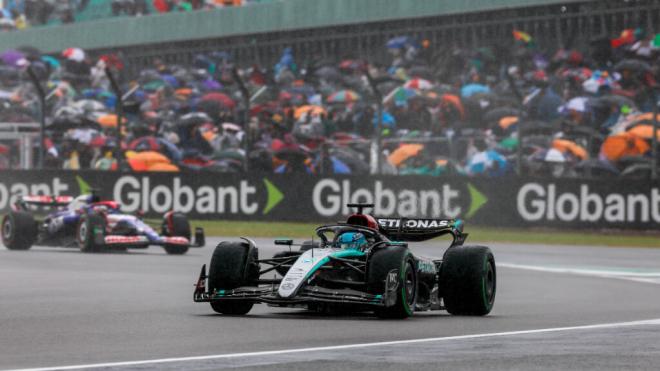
{"left": 62, "top": 48, "right": 85, "bottom": 63}
{"left": 373, "top": 111, "right": 396, "bottom": 128}
{"left": 573, "top": 159, "right": 620, "bottom": 177}
{"left": 386, "top": 86, "right": 420, "bottom": 105}
{"left": 129, "top": 136, "right": 160, "bottom": 152}
{"left": 143, "top": 80, "right": 167, "bottom": 92}
{"left": 582, "top": 71, "right": 616, "bottom": 94}
{"left": 314, "top": 66, "right": 342, "bottom": 80}
{"left": 0, "top": 50, "right": 26, "bottom": 67}
{"left": 561, "top": 97, "right": 589, "bottom": 113}
{"left": 200, "top": 92, "right": 235, "bottom": 109}
{"left": 530, "top": 148, "right": 568, "bottom": 163}
{"left": 72, "top": 99, "right": 106, "bottom": 112}
{"left": 388, "top": 144, "right": 424, "bottom": 167}
{"left": 294, "top": 105, "right": 326, "bottom": 119}
{"left": 460, "top": 83, "right": 490, "bottom": 98}
{"left": 614, "top": 59, "right": 652, "bottom": 73}
{"left": 627, "top": 125, "right": 660, "bottom": 140}
{"left": 148, "top": 163, "right": 180, "bottom": 172}
{"left": 178, "top": 112, "right": 213, "bottom": 127}
{"left": 552, "top": 139, "right": 588, "bottom": 160}
{"left": 327, "top": 90, "right": 361, "bottom": 104}
{"left": 600, "top": 132, "right": 650, "bottom": 161}
{"left": 96, "top": 114, "right": 127, "bottom": 128}
{"left": 466, "top": 150, "right": 508, "bottom": 176}
{"left": 338, "top": 59, "right": 365, "bottom": 72}
{"left": 404, "top": 78, "right": 434, "bottom": 90}
{"left": 126, "top": 150, "right": 172, "bottom": 167}
{"left": 386, "top": 36, "right": 419, "bottom": 49}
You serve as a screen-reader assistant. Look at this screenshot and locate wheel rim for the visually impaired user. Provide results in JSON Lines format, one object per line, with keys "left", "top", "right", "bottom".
{"left": 78, "top": 221, "right": 87, "bottom": 244}
{"left": 484, "top": 260, "right": 495, "bottom": 305}
{"left": 404, "top": 262, "right": 416, "bottom": 307}
{"left": 2, "top": 218, "right": 11, "bottom": 240}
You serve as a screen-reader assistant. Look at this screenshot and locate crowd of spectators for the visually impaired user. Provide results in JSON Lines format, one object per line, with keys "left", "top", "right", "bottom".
{"left": 0, "top": 0, "right": 262, "bottom": 30}
{"left": 0, "top": 27, "right": 659, "bottom": 177}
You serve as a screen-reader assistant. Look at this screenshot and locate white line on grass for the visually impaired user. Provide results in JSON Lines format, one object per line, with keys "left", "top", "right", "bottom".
{"left": 9, "top": 318, "right": 660, "bottom": 371}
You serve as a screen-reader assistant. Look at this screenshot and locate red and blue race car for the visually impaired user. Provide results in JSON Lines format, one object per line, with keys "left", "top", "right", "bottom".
{"left": 1, "top": 194, "right": 204, "bottom": 254}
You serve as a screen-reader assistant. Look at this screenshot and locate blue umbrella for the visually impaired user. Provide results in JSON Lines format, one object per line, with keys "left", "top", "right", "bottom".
{"left": 461, "top": 83, "right": 491, "bottom": 98}
{"left": 465, "top": 150, "right": 508, "bottom": 176}
{"left": 373, "top": 111, "right": 396, "bottom": 128}
{"left": 331, "top": 157, "right": 351, "bottom": 174}
{"left": 386, "top": 36, "right": 419, "bottom": 49}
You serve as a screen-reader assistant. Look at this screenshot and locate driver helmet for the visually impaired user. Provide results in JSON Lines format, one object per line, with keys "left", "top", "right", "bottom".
{"left": 338, "top": 232, "right": 367, "bottom": 250}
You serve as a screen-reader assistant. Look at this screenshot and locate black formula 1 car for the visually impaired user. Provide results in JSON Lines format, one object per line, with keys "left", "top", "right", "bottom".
{"left": 194, "top": 204, "right": 495, "bottom": 318}
{"left": 1, "top": 194, "right": 205, "bottom": 254}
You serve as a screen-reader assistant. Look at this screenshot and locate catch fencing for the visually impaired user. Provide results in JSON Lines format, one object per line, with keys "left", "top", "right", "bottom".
{"left": 1, "top": 170, "right": 659, "bottom": 231}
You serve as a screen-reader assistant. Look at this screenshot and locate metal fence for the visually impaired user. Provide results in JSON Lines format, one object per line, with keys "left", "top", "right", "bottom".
{"left": 98, "top": 0, "right": 660, "bottom": 75}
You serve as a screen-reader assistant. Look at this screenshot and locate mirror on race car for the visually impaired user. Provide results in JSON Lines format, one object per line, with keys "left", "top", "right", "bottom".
{"left": 274, "top": 239, "right": 293, "bottom": 246}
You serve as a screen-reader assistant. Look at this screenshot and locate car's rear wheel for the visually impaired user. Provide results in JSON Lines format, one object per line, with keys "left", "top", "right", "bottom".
{"left": 440, "top": 245, "right": 496, "bottom": 316}
{"left": 367, "top": 247, "right": 417, "bottom": 319}
{"left": 77, "top": 213, "right": 106, "bottom": 253}
{"left": 162, "top": 212, "right": 191, "bottom": 255}
{"left": 208, "top": 241, "right": 259, "bottom": 315}
{"left": 1, "top": 211, "right": 37, "bottom": 250}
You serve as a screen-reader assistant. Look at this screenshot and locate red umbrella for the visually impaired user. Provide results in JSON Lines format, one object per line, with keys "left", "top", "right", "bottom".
{"left": 201, "top": 92, "right": 236, "bottom": 109}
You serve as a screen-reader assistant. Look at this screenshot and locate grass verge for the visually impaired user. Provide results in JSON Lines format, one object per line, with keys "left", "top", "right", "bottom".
{"left": 189, "top": 220, "right": 660, "bottom": 248}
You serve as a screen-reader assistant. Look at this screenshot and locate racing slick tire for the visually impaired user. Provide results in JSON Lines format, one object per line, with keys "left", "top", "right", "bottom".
{"left": 1, "top": 211, "right": 37, "bottom": 250}
{"left": 367, "top": 247, "right": 417, "bottom": 319}
{"left": 208, "top": 241, "right": 259, "bottom": 315}
{"left": 440, "top": 245, "right": 496, "bottom": 316}
{"left": 77, "top": 213, "right": 107, "bottom": 253}
{"left": 162, "top": 212, "right": 191, "bottom": 255}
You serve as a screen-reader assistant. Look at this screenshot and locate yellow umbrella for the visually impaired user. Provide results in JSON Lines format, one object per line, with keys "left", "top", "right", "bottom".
{"left": 294, "top": 105, "right": 326, "bottom": 119}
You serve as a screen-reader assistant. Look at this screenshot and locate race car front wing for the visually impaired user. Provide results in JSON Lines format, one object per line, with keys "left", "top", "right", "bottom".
{"left": 193, "top": 265, "right": 395, "bottom": 307}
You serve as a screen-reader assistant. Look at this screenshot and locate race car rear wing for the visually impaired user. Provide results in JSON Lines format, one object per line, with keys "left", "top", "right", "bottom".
{"left": 14, "top": 195, "right": 74, "bottom": 210}
{"left": 375, "top": 217, "right": 467, "bottom": 244}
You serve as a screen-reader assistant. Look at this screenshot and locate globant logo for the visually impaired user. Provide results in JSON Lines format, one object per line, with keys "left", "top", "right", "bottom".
{"left": 113, "top": 176, "right": 283, "bottom": 215}
{"left": 517, "top": 183, "right": 660, "bottom": 223}
{"left": 312, "top": 179, "right": 462, "bottom": 218}
{"left": 0, "top": 178, "right": 70, "bottom": 210}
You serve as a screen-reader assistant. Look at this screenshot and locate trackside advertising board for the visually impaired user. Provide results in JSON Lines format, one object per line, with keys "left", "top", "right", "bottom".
{"left": 1, "top": 170, "right": 660, "bottom": 230}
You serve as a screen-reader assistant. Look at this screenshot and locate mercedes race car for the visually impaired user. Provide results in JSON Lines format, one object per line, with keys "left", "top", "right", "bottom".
{"left": 1, "top": 194, "right": 205, "bottom": 254}
{"left": 194, "top": 204, "right": 495, "bottom": 318}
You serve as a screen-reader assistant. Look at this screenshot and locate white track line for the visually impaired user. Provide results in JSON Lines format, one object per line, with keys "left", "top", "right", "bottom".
{"left": 9, "top": 318, "right": 660, "bottom": 371}
{"left": 499, "top": 262, "right": 660, "bottom": 284}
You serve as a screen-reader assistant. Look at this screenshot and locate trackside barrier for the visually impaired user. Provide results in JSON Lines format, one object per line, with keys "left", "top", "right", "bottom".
{"left": 1, "top": 170, "right": 660, "bottom": 230}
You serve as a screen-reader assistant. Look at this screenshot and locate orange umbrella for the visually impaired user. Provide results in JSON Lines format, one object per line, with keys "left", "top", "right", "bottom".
{"left": 148, "top": 163, "right": 179, "bottom": 172}
{"left": 294, "top": 105, "right": 326, "bottom": 119}
{"left": 97, "top": 114, "right": 127, "bottom": 128}
{"left": 126, "top": 158, "right": 149, "bottom": 172}
{"left": 125, "top": 151, "right": 171, "bottom": 168}
{"left": 552, "top": 139, "right": 588, "bottom": 160}
{"left": 627, "top": 125, "right": 660, "bottom": 140}
{"left": 625, "top": 113, "right": 660, "bottom": 126}
{"left": 499, "top": 116, "right": 519, "bottom": 130}
{"left": 600, "top": 132, "right": 650, "bottom": 161}
{"left": 388, "top": 144, "right": 424, "bottom": 166}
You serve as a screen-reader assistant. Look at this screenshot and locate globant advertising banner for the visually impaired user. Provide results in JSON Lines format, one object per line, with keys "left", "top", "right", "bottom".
{"left": 1, "top": 170, "right": 660, "bottom": 230}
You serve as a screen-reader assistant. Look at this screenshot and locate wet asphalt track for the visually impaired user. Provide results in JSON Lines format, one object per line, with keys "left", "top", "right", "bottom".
{"left": 1, "top": 237, "right": 660, "bottom": 370}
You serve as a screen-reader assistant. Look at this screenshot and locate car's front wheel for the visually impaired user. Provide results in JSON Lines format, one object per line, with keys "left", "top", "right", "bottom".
{"left": 208, "top": 241, "right": 259, "bottom": 315}
{"left": 367, "top": 247, "right": 417, "bottom": 319}
{"left": 162, "top": 212, "right": 191, "bottom": 255}
{"left": 77, "top": 213, "right": 106, "bottom": 253}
